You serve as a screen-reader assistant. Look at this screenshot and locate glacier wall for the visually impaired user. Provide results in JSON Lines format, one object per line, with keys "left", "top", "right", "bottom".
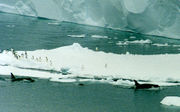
{"left": 0, "top": 0, "right": 179, "bottom": 39}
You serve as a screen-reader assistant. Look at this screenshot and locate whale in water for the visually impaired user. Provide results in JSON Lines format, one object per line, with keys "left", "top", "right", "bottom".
{"left": 11, "top": 73, "right": 35, "bottom": 82}
{"left": 134, "top": 80, "right": 159, "bottom": 89}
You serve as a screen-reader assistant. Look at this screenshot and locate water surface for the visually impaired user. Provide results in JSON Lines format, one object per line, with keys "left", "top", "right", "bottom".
{"left": 0, "top": 12, "right": 180, "bottom": 112}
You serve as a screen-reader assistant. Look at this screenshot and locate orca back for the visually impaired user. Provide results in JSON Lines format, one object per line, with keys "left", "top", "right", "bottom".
{"left": 134, "top": 80, "right": 160, "bottom": 89}
{"left": 134, "top": 80, "right": 139, "bottom": 86}
{"left": 10, "top": 73, "right": 35, "bottom": 82}
{"left": 11, "top": 73, "right": 16, "bottom": 79}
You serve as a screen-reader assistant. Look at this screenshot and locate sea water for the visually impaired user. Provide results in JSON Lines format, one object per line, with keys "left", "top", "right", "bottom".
{"left": 0, "top": 78, "right": 180, "bottom": 112}
{"left": 0, "top": 12, "right": 180, "bottom": 112}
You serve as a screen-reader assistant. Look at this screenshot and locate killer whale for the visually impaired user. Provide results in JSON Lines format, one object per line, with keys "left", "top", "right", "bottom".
{"left": 11, "top": 73, "right": 35, "bottom": 82}
{"left": 78, "top": 83, "right": 85, "bottom": 86}
{"left": 134, "top": 80, "right": 159, "bottom": 89}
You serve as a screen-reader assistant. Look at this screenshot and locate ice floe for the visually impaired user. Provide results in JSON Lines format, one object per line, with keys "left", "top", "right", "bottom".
{"left": 116, "top": 39, "right": 152, "bottom": 45}
{"left": 68, "top": 34, "right": 85, "bottom": 38}
{"left": 161, "top": 96, "right": 180, "bottom": 107}
{"left": 0, "top": 43, "right": 180, "bottom": 86}
{"left": 91, "top": 35, "right": 108, "bottom": 39}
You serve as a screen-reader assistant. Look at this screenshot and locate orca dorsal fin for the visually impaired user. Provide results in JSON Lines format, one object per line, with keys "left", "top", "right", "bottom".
{"left": 11, "top": 73, "right": 16, "bottom": 79}
{"left": 134, "top": 80, "right": 139, "bottom": 86}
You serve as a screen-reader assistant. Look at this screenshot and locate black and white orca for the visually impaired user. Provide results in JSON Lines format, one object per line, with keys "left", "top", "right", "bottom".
{"left": 11, "top": 73, "right": 35, "bottom": 82}
{"left": 134, "top": 80, "right": 159, "bottom": 89}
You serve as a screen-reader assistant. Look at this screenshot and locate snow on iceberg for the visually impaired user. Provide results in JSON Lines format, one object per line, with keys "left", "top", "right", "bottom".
{"left": 1, "top": 43, "right": 180, "bottom": 86}
{"left": 161, "top": 96, "right": 180, "bottom": 107}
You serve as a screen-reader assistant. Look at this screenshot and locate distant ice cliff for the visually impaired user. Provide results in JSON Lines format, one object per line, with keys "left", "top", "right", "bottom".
{"left": 0, "top": 0, "right": 179, "bottom": 39}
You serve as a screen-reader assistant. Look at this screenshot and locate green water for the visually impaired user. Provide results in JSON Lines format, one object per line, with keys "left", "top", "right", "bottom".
{"left": 1, "top": 12, "right": 180, "bottom": 112}
{"left": 0, "top": 12, "right": 180, "bottom": 54}
{"left": 0, "top": 78, "right": 180, "bottom": 112}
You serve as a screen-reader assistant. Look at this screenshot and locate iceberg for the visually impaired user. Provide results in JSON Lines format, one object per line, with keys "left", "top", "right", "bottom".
{"left": 0, "top": 0, "right": 179, "bottom": 39}
{"left": 161, "top": 96, "right": 180, "bottom": 107}
{"left": 1, "top": 43, "right": 180, "bottom": 86}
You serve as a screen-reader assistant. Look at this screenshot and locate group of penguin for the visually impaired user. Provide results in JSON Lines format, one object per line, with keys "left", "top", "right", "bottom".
{"left": 8, "top": 49, "right": 160, "bottom": 89}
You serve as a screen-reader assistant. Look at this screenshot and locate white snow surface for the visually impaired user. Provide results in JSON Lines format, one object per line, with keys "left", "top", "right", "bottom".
{"left": 161, "top": 96, "right": 180, "bottom": 107}
{"left": 1, "top": 43, "right": 180, "bottom": 86}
